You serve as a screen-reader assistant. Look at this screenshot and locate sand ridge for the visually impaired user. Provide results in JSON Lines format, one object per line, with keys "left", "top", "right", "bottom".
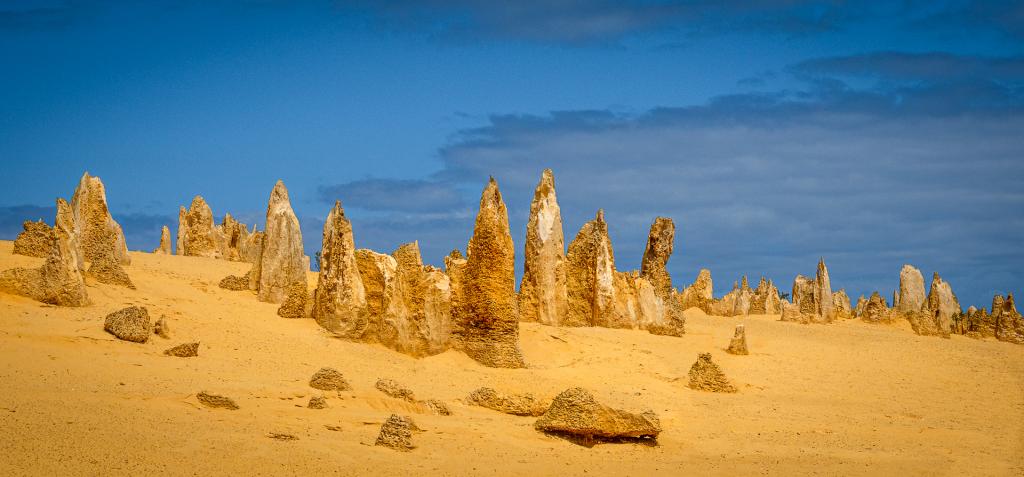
{"left": 0, "top": 240, "right": 1022, "bottom": 476}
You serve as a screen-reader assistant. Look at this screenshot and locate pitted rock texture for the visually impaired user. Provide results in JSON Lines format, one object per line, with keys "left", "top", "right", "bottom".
{"left": 250, "top": 180, "right": 306, "bottom": 304}
{"left": 1, "top": 202, "right": 89, "bottom": 307}
{"left": 784, "top": 259, "right": 834, "bottom": 323}
{"left": 103, "top": 306, "right": 151, "bottom": 343}
{"left": 466, "top": 387, "right": 546, "bottom": 417}
{"left": 311, "top": 201, "right": 368, "bottom": 331}
{"left": 87, "top": 255, "right": 135, "bottom": 289}
{"left": 164, "top": 342, "right": 199, "bottom": 357}
{"left": 452, "top": 178, "right": 525, "bottom": 368}
{"left": 993, "top": 294, "right": 1024, "bottom": 344}
{"left": 176, "top": 196, "right": 219, "bottom": 258}
{"left": 13, "top": 220, "right": 53, "bottom": 258}
{"left": 678, "top": 269, "right": 714, "bottom": 314}
{"left": 153, "top": 225, "right": 172, "bottom": 254}
{"left": 71, "top": 172, "right": 129, "bottom": 265}
{"left": 197, "top": 392, "right": 239, "bottom": 410}
{"left": 832, "top": 289, "right": 853, "bottom": 319}
{"left": 688, "top": 353, "right": 737, "bottom": 393}
{"left": 565, "top": 210, "right": 620, "bottom": 328}
{"left": 726, "top": 324, "right": 749, "bottom": 355}
{"left": 861, "top": 292, "right": 893, "bottom": 323}
{"left": 926, "top": 272, "right": 960, "bottom": 334}
{"left": 375, "top": 378, "right": 416, "bottom": 402}
{"left": 518, "top": 169, "right": 568, "bottom": 326}
{"left": 533, "top": 388, "right": 661, "bottom": 444}
{"left": 853, "top": 295, "right": 868, "bottom": 318}
{"left": 308, "top": 396, "right": 327, "bottom": 409}
{"left": 375, "top": 414, "right": 420, "bottom": 452}
{"left": 308, "top": 367, "right": 351, "bottom": 391}
{"left": 277, "top": 282, "right": 308, "bottom": 319}
{"left": 749, "top": 276, "right": 781, "bottom": 315}
{"left": 639, "top": 217, "right": 675, "bottom": 301}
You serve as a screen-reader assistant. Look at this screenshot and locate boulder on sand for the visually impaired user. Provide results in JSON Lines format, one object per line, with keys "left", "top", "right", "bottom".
{"left": 87, "top": 254, "right": 135, "bottom": 289}
{"left": 726, "top": 324, "right": 749, "bottom": 355}
{"left": 466, "top": 387, "right": 546, "bottom": 417}
{"left": 196, "top": 391, "right": 239, "bottom": 410}
{"left": 534, "top": 387, "right": 661, "bottom": 446}
{"left": 164, "top": 342, "right": 199, "bottom": 357}
{"left": 308, "top": 367, "right": 351, "bottom": 391}
{"left": 375, "top": 414, "right": 420, "bottom": 452}
{"left": 687, "top": 353, "right": 737, "bottom": 393}
{"left": 103, "top": 306, "right": 151, "bottom": 343}
{"left": 376, "top": 378, "right": 416, "bottom": 402}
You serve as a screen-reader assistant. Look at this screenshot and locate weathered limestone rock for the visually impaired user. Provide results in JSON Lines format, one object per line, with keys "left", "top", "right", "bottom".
{"left": 534, "top": 388, "right": 661, "bottom": 444}
{"left": 103, "top": 306, "right": 151, "bottom": 343}
{"left": 897, "top": 264, "right": 926, "bottom": 316}
{"left": 779, "top": 300, "right": 813, "bottom": 324}
{"left": 518, "top": 169, "right": 568, "bottom": 326}
{"left": 639, "top": 217, "right": 675, "bottom": 300}
{"left": 176, "top": 196, "right": 219, "bottom": 258}
{"left": 906, "top": 309, "right": 950, "bottom": 338}
{"left": 466, "top": 387, "right": 546, "bottom": 416}
{"left": 71, "top": 172, "right": 129, "bottom": 265}
{"left": 308, "top": 396, "right": 327, "bottom": 409}
{"left": 718, "top": 276, "right": 753, "bottom": 317}
{"left": 565, "top": 210, "right": 619, "bottom": 327}
{"left": 423, "top": 400, "right": 451, "bottom": 416}
{"left": 678, "top": 269, "right": 713, "bottom": 313}
{"left": 0, "top": 200, "right": 89, "bottom": 307}
{"left": 726, "top": 324, "right": 749, "bottom": 355}
{"left": 375, "top": 414, "right": 420, "bottom": 451}
{"left": 238, "top": 228, "right": 264, "bottom": 263}
{"left": 213, "top": 213, "right": 247, "bottom": 261}
{"left": 749, "top": 277, "right": 781, "bottom": 315}
{"left": 153, "top": 316, "right": 170, "bottom": 339}
{"left": 926, "top": 272, "right": 960, "bottom": 334}
{"left": 277, "top": 282, "right": 308, "bottom": 318}
{"left": 308, "top": 367, "right": 351, "bottom": 391}
{"left": 250, "top": 181, "right": 305, "bottom": 304}
{"left": 784, "top": 259, "right": 834, "bottom": 323}
{"left": 452, "top": 178, "right": 525, "bottom": 368}
{"left": 12, "top": 220, "right": 53, "bottom": 258}
{"left": 353, "top": 243, "right": 453, "bottom": 356}
{"left": 993, "top": 294, "right": 1024, "bottom": 344}
{"left": 687, "top": 353, "right": 737, "bottom": 393}
{"left": 153, "top": 225, "right": 171, "bottom": 254}
{"left": 311, "top": 199, "right": 368, "bottom": 329}
{"left": 832, "top": 289, "right": 853, "bottom": 319}
{"left": 54, "top": 198, "right": 84, "bottom": 270}
{"left": 218, "top": 270, "right": 251, "bottom": 291}
{"left": 861, "top": 292, "right": 893, "bottom": 323}
{"left": 853, "top": 295, "right": 868, "bottom": 318}
{"left": 164, "top": 342, "right": 199, "bottom": 357}
{"left": 87, "top": 254, "right": 135, "bottom": 289}
{"left": 375, "top": 378, "right": 416, "bottom": 402}
{"left": 196, "top": 392, "right": 239, "bottom": 410}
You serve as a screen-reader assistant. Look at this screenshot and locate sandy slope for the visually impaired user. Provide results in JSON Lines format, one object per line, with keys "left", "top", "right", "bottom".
{"left": 0, "top": 240, "right": 1021, "bottom": 476}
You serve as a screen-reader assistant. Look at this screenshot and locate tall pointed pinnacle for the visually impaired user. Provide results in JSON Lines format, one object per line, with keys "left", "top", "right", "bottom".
{"left": 70, "top": 172, "right": 130, "bottom": 265}
{"left": 312, "top": 200, "right": 367, "bottom": 333}
{"left": 453, "top": 177, "right": 525, "bottom": 368}
{"left": 816, "top": 257, "right": 834, "bottom": 321}
{"left": 640, "top": 217, "right": 675, "bottom": 301}
{"left": 519, "top": 169, "right": 567, "bottom": 326}
{"left": 252, "top": 180, "right": 306, "bottom": 303}
{"left": 565, "top": 208, "right": 617, "bottom": 327}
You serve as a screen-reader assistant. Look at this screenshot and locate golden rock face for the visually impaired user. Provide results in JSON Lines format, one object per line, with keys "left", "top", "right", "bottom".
{"left": 311, "top": 200, "right": 367, "bottom": 331}
{"left": 252, "top": 180, "right": 306, "bottom": 304}
{"left": 71, "top": 172, "right": 130, "bottom": 266}
{"left": 518, "top": 168, "right": 567, "bottom": 326}
{"left": 452, "top": 178, "right": 526, "bottom": 368}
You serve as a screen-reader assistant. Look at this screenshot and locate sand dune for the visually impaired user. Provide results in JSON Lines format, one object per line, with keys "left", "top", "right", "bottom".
{"left": 1, "top": 240, "right": 1021, "bottom": 476}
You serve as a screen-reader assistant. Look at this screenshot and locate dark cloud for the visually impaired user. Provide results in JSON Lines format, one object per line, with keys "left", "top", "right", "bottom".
{"left": 318, "top": 178, "right": 465, "bottom": 213}
{"left": 392, "top": 52, "right": 1024, "bottom": 307}
{"left": 793, "top": 52, "right": 1024, "bottom": 82}
{"left": 340, "top": 1, "right": 1018, "bottom": 45}
{"left": 0, "top": 204, "right": 55, "bottom": 238}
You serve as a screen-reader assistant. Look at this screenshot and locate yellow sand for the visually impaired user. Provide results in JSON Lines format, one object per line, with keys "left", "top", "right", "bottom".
{"left": 0, "top": 240, "right": 1021, "bottom": 476}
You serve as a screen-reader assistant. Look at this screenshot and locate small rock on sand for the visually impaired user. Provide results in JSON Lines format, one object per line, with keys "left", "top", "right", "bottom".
{"left": 197, "top": 391, "right": 239, "bottom": 410}
{"left": 309, "top": 367, "right": 351, "bottom": 391}
{"left": 103, "top": 306, "right": 151, "bottom": 343}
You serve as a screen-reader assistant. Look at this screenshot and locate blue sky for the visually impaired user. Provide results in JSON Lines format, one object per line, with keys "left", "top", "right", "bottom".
{"left": 2, "top": 0, "right": 1022, "bottom": 308}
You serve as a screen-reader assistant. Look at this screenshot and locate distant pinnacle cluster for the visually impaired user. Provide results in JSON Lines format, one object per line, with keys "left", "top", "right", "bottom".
{"left": 3, "top": 169, "right": 1023, "bottom": 368}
